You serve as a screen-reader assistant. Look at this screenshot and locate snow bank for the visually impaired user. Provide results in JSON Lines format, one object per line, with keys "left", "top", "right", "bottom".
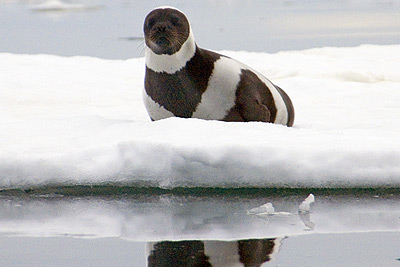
{"left": 1, "top": 45, "right": 400, "bottom": 189}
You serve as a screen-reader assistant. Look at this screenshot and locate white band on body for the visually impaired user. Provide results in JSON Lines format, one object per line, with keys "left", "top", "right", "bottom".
{"left": 192, "top": 57, "right": 241, "bottom": 120}
{"left": 145, "top": 28, "right": 196, "bottom": 74}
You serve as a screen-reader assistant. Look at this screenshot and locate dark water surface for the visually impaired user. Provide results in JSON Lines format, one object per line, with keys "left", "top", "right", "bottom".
{"left": 1, "top": 0, "right": 399, "bottom": 59}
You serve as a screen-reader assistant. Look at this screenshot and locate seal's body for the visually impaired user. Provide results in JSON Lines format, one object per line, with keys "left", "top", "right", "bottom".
{"left": 143, "top": 7, "right": 294, "bottom": 126}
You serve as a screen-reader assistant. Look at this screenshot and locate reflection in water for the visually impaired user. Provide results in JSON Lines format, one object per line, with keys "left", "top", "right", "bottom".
{"left": 1, "top": 191, "right": 400, "bottom": 265}
{"left": 147, "top": 238, "right": 283, "bottom": 267}
{"left": 145, "top": 202, "right": 315, "bottom": 267}
{"left": 299, "top": 211, "right": 315, "bottom": 230}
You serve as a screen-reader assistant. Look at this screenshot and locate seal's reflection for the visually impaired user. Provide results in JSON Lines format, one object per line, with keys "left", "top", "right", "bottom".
{"left": 147, "top": 238, "right": 282, "bottom": 267}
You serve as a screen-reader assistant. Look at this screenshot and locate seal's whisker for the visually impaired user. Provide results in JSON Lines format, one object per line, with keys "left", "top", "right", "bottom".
{"left": 134, "top": 41, "right": 145, "bottom": 55}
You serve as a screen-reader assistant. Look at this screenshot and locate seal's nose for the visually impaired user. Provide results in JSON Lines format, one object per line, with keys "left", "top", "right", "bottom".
{"left": 156, "top": 23, "right": 167, "bottom": 33}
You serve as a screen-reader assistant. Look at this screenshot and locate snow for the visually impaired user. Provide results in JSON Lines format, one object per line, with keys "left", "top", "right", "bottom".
{"left": 1, "top": 45, "right": 400, "bottom": 189}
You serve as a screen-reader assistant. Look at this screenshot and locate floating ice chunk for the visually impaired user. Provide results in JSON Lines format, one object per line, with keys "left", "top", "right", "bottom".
{"left": 247, "top": 203, "right": 275, "bottom": 215}
{"left": 1, "top": 45, "right": 400, "bottom": 189}
{"left": 247, "top": 203, "right": 292, "bottom": 217}
{"left": 299, "top": 194, "right": 315, "bottom": 213}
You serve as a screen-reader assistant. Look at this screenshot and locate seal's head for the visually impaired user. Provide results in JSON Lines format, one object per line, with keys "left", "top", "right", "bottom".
{"left": 144, "top": 7, "right": 190, "bottom": 55}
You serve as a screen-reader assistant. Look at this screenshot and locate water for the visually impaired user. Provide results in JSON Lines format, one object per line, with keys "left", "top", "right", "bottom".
{"left": 1, "top": 0, "right": 399, "bottom": 59}
{"left": 1, "top": 188, "right": 400, "bottom": 266}
{"left": 2, "top": 233, "right": 400, "bottom": 266}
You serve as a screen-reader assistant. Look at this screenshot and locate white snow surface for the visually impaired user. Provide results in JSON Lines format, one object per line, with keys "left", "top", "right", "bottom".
{"left": 1, "top": 45, "right": 400, "bottom": 189}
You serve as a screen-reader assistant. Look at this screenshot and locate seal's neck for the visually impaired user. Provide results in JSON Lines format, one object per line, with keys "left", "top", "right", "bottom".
{"left": 145, "top": 28, "right": 196, "bottom": 74}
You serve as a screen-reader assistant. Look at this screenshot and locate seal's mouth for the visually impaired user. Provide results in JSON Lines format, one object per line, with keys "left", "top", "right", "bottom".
{"left": 147, "top": 32, "right": 178, "bottom": 55}
{"left": 155, "top": 36, "right": 170, "bottom": 47}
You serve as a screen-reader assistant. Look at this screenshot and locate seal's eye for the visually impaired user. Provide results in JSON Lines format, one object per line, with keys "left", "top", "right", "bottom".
{"left": 147, "top": 18, "right": 155, "bottom": 29}
{"left": 170, "top": 16, "right": 180, "bottom": 26}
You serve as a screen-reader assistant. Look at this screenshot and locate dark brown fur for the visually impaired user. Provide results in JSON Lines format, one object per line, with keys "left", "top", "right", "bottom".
{"left": 144, "top": 9, "right": 190, "bottom": 55}
{"left": 145, "top": 47, "right": 220, "bottom": 118}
